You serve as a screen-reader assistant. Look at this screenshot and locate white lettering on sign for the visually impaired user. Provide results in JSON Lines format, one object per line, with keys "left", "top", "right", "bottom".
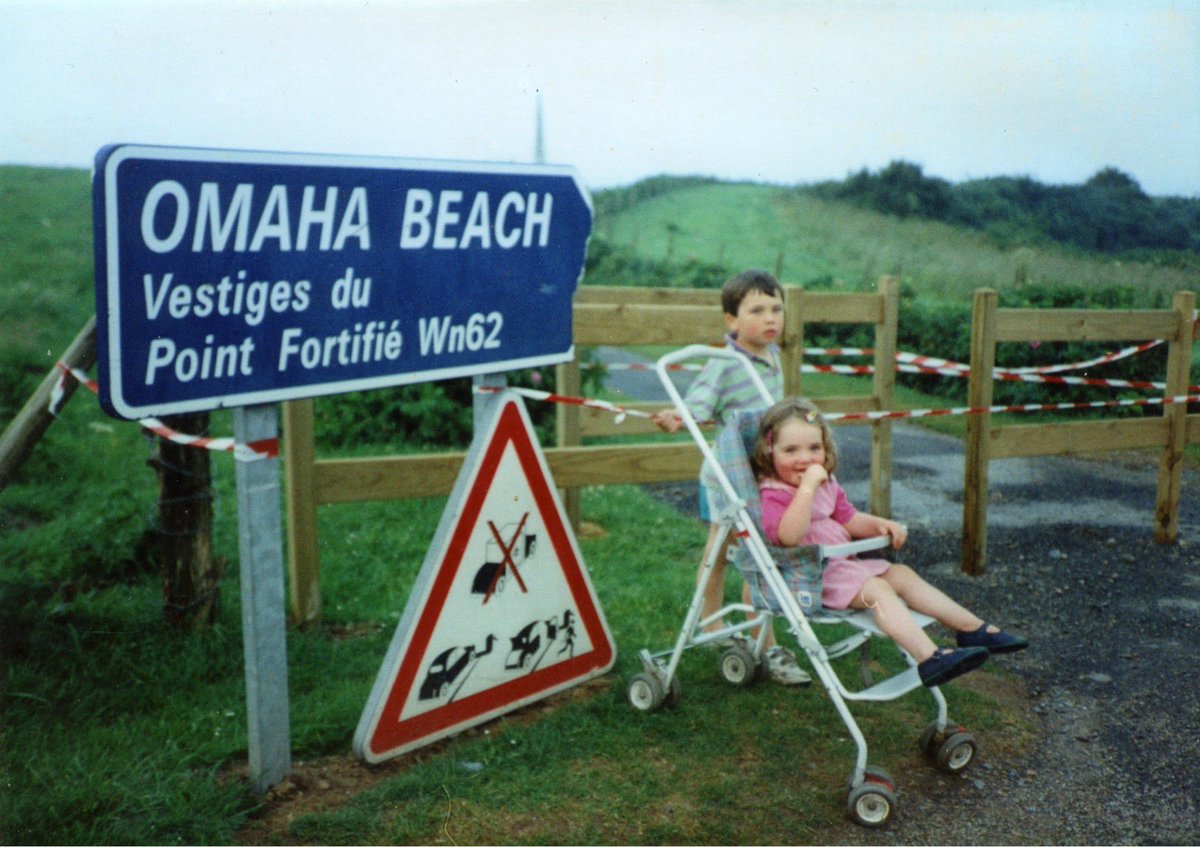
{"left": 140, "top": 180, "right": 370, "bottom": 254}
{"left": 277, "top": 321, "right": 403, "bottom": 371}
{"left": 417, "top": 313, "right": 504, "bottom": 355}
{"left": 399, "top": 190, "right": 553, "bottom": 250}
{"left": 142, "top": 271, "right": 312, "bottom": 326}
{"left": 145, "top": 335, "right": 256, "bottom": 385}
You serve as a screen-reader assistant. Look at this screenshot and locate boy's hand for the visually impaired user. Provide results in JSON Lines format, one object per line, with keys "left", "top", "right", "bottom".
{"left": 652, "top": 408, "right": 682, "bottom": 433}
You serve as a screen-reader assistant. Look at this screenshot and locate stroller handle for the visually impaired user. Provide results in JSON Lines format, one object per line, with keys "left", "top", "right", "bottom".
{"left": 656, "top": 346, "right": 902, "bottom": 560}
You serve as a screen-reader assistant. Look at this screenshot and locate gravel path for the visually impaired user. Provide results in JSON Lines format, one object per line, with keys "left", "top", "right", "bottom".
{"left": 643, "top": 423, "right": 1199, "bottom": 845}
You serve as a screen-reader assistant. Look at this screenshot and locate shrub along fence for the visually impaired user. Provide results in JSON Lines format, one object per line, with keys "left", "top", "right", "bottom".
{"left": 281, "top": 278, "right": 902, "bottom": 626}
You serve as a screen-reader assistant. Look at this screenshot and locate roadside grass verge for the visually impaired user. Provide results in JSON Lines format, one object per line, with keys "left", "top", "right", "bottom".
{"left": 241, "top": 485, "right": 1020, "bottom": 846}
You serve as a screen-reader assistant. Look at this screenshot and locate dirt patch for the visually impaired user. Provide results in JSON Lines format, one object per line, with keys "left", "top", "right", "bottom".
{"left": 231, "top": 677, "right": 613, "bottom": 845}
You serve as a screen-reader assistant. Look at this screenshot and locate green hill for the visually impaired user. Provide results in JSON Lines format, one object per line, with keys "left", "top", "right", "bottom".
{"left": 588, "top": 177, "right": 1198, "bottom": 309}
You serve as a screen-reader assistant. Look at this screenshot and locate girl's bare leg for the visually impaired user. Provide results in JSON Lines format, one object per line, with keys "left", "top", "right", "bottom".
{"left": 850, "top": 576, "right": 939, "bottom": 661}
{"left": 882, "top": 565, "right": 985, "bottom": 634}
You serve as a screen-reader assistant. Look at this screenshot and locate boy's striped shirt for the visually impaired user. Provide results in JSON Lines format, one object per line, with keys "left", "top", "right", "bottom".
{"left": 683, "top": 333, "right": 784, "bottom": 426}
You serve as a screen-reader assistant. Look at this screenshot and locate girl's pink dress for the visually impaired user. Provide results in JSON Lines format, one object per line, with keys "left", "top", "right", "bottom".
{"left": 759, "top": 476, "right": 890, "bottom": 610}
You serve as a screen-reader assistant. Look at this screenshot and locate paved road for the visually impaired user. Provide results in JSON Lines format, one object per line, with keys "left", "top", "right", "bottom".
{"left": 600, "top": 346, "right": 1200, "bottom": 843}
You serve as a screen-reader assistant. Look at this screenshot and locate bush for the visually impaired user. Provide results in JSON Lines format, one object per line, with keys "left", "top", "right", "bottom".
{"left": 584, "top": 237, "right": 728, "bottom": 290}
{"left": 810, "top": 161, "right": 1200, "bottom": 256}
{"left": 312, "top": 353, "right": 607, "bottom": 452}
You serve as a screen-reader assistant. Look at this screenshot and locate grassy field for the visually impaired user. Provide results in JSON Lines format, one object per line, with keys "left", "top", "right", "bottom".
{"left": 599, "top": 180, "right": 1198, "bottom": 308}
{"left": 0, "top": 165, "right": 1190, "bottom": 843}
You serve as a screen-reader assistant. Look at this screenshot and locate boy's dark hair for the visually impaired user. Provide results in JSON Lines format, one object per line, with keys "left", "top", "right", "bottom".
{"left": 721, "top": 269, "right": 783, "bottom": 316}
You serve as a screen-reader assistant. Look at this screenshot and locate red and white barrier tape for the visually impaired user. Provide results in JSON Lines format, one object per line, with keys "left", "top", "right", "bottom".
{"left": 621, "top": 358, "right": 1198, "bottom": 393}
{"left": 608, "top": 334, "right": 1193, "bottom": 386}
{"left": 475, "top": 385, "right": 655, "bottom": 423}
{"left": 819, "top": 394, "right": 1200, "bottom": 423}
{"left": 898, "top": 362, "right": 1197, "bottom": 392}
{"left": 476, "top": 383, "right": 1199, "bottom": 425}
{"left": 53, "top": 364, "right": 278, "bottom": 462}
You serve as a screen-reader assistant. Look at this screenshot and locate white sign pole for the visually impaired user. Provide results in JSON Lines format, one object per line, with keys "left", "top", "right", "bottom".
{"left": 233, "top": 403, "right": 291, "bottom": 793}
{"left": 472, "top": 373, "right": 506, "bottom": 432}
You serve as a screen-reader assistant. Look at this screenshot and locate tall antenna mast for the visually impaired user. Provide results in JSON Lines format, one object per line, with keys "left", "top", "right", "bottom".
{"left": 534, "top": 91, "right": 546, "bottom": 164}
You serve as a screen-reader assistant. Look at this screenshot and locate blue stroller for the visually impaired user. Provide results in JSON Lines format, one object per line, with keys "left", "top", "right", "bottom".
{"left": 626, "top": 346, "right": 979, "bottom": 828}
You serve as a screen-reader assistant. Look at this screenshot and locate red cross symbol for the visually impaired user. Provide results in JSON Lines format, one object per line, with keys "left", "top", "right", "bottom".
{"left": 481, "top": 513, "right": 530, "bottom": 604}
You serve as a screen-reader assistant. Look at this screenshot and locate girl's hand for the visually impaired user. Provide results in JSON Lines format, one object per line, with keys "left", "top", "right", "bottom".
{"left": 844, "top": 513, "right": 907, "bottom": 548}
{"left": 882, "top": 519, "right": 907, "bottom": 549}
{"left": 800, "top": 464, "right": 828, "bottom": 490}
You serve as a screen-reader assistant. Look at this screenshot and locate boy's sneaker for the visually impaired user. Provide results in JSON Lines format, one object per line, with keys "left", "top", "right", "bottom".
{"left": 766, "top": 646, "right": 811, "bottom": 686}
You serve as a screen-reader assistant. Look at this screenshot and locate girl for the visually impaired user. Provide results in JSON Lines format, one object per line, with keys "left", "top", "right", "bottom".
{"left": 751, "top": 398, "right": 1027, "bottom": 687}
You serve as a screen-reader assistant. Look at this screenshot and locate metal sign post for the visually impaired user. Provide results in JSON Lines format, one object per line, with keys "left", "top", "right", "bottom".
{"left": 232, "top": 404, "right": 290, "bottom": 793}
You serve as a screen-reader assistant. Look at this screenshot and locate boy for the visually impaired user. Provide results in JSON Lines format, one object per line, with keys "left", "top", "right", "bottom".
{"left": 652, "top": 269, "right": 809, "bottom": 685}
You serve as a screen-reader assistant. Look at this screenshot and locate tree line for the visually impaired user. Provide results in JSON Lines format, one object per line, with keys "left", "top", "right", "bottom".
{"left": 806, "top": 160, "right": 1200, "bottom": 256}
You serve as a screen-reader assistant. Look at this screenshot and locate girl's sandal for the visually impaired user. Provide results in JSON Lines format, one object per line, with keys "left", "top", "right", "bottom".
{"left": 956, "top": 623, "right": 1029, "bottom": 654}
{"left": 918, "top": 646, "right": 989, "bottom": 688}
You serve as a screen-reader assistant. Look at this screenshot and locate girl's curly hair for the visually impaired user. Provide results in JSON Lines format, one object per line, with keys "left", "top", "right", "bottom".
{"left": 751, "top": 397, "right": 839, "bottom": 480}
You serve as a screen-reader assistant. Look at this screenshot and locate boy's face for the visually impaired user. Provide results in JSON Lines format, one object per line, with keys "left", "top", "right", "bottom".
{"left": 725, "top": 289, "right": 783, "bottom": 355}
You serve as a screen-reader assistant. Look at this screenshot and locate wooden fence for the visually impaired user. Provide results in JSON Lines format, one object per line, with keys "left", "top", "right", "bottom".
{"left": 961, "top": 289, "right": 1198, "bottom": 574}
{"left": 281, "top": 278, "right": 901, "bottom": 626}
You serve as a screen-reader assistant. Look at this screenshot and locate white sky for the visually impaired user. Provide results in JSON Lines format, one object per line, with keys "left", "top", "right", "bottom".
{"left": 2, "top": 0, "right": 1198, "bottom": 196}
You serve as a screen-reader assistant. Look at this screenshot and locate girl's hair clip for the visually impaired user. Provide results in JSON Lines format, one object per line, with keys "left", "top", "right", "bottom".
{"left": 804, "top": 410, "right": 818, "bottom": 423}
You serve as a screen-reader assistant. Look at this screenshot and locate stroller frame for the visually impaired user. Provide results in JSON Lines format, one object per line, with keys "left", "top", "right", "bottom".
{"left": 627, "top": 345, "right": 979, "bottom": 828}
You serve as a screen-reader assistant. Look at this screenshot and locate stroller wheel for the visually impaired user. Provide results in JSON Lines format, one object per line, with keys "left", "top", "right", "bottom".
{"left": 719, "top": 644, "right": 760, "bottom": 687}
{"left": 847, "top": 779, "right": 895, "bottom": 828}
{"left": 918, "top": 720, "right": 941, "bottom": 757}
{"left": 627, "top": 672, "right": 666, "bottom": 712}
{"left": 935, "top": 730, "right": 978, "bottom": 773}
{"left": 848, "top": 766, "right": 895, "bottom": 792}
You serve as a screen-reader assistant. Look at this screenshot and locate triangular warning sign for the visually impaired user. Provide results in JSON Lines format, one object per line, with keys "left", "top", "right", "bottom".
{"left": 354, "top": 392, "right": 616, "bottom": 763}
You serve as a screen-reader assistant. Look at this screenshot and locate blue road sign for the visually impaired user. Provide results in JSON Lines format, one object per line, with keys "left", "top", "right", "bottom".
{"left": 93, "top": 144, "right": 592, "bottom": 420}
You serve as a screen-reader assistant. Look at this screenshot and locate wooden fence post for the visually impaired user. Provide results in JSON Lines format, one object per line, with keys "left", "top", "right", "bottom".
{"left": 154, "top": 411, "right": 218, "bottom": 630}
{"left": 1155, "top": 290, "right": 1196, "bottom": 544}
{"left": 870, "top": 276, "right": 899, "bottom": 517}
{"left": 782, "top": 286, "right": 805, "bottom": 398}
{"left": 0, "top": 316, "right": 96, "bottom": 491}
{"left": 282, "top": 398, "right": 321, "bottom": 627}
{"left": 962, "top": 288, "right": 998, "bottom": 575}
{"left": 556, "top": 360, "right": 583, "bottom": 532}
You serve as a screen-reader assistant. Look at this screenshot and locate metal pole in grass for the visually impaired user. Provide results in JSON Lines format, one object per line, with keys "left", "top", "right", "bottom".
{"left": 233, "top": 403, "right": 291, "bottom": 793}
